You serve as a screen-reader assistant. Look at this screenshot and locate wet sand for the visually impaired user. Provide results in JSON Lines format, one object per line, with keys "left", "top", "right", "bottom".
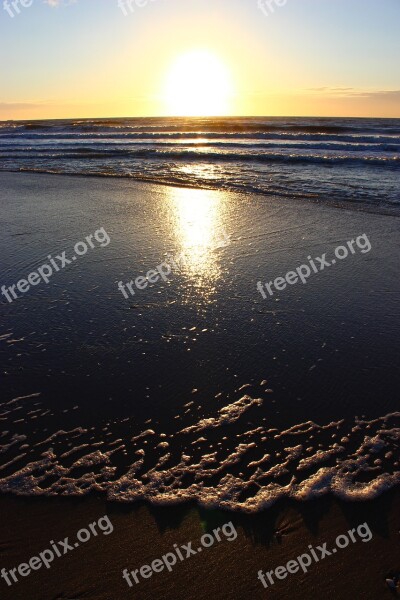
{"left": 0, "top": 172, "right": 399, "bottom": 599}
{"left": 0, "top": 490, "right": 399, "bottom": 600}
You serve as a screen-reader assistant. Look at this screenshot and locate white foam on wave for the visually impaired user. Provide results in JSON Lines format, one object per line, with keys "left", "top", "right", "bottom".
{"left": 180, "top": 395, "right": 263, "bottom": 433}
{"left": 0, "top": 387, "right": 399, "bottom": 512}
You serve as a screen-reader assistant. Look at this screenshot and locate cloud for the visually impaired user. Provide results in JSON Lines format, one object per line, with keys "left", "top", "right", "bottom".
{"left": 43, "top": 0, "right": 77, "bottom": 6}
{"left": 307, "top": 87, "right": 330, "bottom": 92}
{"left": 0, "top": 102, "right": 42, "bottom": 110}
{"left": 339, "top": 89, "right": 400, "bottom": 101}
{"left": 359, "top": 90, "right": 400, "bottom": 100}
{"left": 306, "top": 86, "right": 355, "bottom": 95}
{"left": 306, "top": 87, "right": 400, "bottom": 100}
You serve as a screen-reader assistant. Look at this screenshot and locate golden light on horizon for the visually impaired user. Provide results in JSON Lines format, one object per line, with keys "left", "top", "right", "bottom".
{"left": 163, "top": 50, "right": 234, "bottom": 117}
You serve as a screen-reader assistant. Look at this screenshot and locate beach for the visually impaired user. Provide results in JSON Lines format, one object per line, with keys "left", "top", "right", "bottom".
{"left": 1, "top": 490, "right": 400, "bottom": 600}
{"left": 0, "top": 171, "right": 399, "bottom": 599}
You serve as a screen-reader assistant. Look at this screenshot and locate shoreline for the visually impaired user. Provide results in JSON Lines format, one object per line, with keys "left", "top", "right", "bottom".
{"left": 1, "top": 168, "right": 399, "bottom": 217}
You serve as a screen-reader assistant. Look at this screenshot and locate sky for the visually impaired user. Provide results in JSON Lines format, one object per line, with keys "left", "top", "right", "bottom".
{"left": 0, "top": 0, "right": 399, "bottom": 119}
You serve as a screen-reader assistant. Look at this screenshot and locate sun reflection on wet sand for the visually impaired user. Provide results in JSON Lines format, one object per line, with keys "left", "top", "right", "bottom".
{"left": 165, "top": 186, "right": 230, "bottom": 305}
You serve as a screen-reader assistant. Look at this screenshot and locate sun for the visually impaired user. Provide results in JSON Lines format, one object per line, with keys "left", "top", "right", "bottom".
{"left": 163, "top": 50, "right": 233, "bottom": 117}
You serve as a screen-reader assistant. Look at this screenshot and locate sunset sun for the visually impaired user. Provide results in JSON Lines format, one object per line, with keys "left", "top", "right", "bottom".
{"left": 163, "top": 50, "right": 233, "bottom": 117}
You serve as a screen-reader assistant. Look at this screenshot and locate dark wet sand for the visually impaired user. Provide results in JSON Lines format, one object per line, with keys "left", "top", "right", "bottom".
{"left": 0, "top": 490, "right": 399, "bottom": 600}
{"left": 0, "top": 172, "right": 399, "bottom": 599}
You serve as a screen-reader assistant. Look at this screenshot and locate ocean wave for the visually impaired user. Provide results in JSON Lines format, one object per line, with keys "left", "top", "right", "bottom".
{"left": 1, "top": 116, "right": 399, "bottom": 210}
{"left": 2, "top": 116, "right": 400, "bottom": 137}
{"left": 1, "top": 140, "right": 399, "bottom": 152}
{"left": 1, "top": 131, "right": 400, "bottom": 145}
{"left": 2, "top": 147, "right": 398, "bottom": 166}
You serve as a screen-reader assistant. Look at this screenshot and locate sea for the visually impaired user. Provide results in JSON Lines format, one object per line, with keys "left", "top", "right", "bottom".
{"left": 0, "top": 116, "right": 399, "bottom": 210}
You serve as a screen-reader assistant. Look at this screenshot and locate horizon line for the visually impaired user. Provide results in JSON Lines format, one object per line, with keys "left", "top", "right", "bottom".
{"left": 2, "top": 114, "right": 400, "bottom": 123}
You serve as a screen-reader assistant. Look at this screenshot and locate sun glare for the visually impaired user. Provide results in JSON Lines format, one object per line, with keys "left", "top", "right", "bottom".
{"left": 163, "top": 50, "right": 233, "bottom": 117}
